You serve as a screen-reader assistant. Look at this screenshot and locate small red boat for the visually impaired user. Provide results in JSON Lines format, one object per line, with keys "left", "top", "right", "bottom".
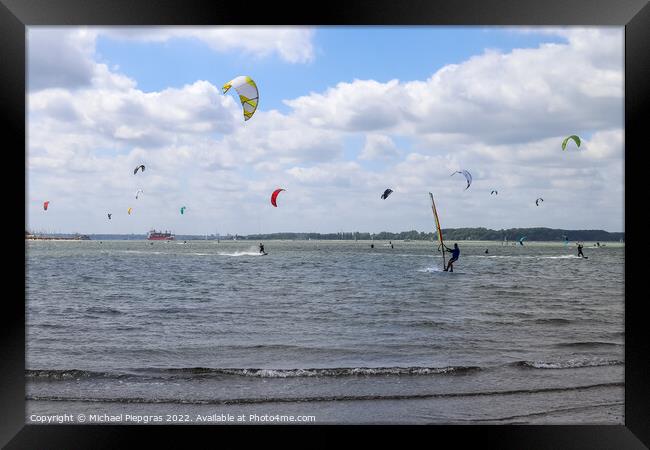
{"left": 147, "top": 229, "right": 175, "bottom": 241}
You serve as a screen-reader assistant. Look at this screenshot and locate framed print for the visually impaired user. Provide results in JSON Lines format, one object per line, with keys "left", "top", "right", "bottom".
{"left": 2, "top": 0, "right": 648, "bottom": 448}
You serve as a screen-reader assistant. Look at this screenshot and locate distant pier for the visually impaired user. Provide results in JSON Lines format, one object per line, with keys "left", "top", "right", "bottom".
{"left": 26, "top": 233, "right": 90, "bottom": 241}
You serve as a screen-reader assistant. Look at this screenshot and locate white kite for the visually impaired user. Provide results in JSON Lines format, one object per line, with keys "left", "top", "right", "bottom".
{"left": 451, "top": 170, "right": 472, "bottom": 190}
{"left": 223, "top": 76, "right": 259, "bottom": 121}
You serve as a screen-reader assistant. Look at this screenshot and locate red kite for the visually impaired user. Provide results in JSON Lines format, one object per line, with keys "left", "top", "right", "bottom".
{"left": 271, "top": 188, "right": 285, "bottom": 207}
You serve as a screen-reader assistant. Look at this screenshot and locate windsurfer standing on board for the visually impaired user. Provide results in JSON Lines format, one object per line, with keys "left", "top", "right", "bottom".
{"left": 443, "top": 243, "right": 460, "bottom": 272}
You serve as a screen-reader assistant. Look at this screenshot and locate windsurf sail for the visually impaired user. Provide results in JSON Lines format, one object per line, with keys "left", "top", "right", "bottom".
{"left": 429, "top": 192, "right": 446, "bottom": 270}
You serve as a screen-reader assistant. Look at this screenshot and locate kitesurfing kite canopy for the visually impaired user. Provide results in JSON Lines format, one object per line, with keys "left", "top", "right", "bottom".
{"left": 271, "top": 188, "right": 285, "bottom": 207}
{"left": 135, "top": 189, "right": 144, "bottom": 199}
{"left": 561, "top": 135, "right": 581, "bottom": 151}
{"left": 491, "top": 190, "right": 498, "bottom": 195}
{"left": 381, "top": 188, "right": 393, "bottom": 200}
{"left": 180, "top": 206, "right": 187, "bottom": 215}
{"left": 223, "top": 76, "right": 259, "bottom": 121}
{"left": 519, "top": 236, "right": 527, "bottom": 245}
{"left": 134, "top": 164, "right": 145, "bottom": 174}
{"left": 107, "top": 213, "right": 112, "bottom": 220}
{"left": 43, "top": 201, "right": 50, "bottom": 211}
{"left": 127, "top": 207, "right": 133, "bottom": 215}
{"left": 452, "top": 170, "right": 472, "bottom": 190}
{"left": 536, "top": 197, "right": 544, "bottom": 206}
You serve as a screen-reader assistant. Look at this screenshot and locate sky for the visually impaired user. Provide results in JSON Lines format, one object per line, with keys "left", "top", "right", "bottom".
{"left": 26, "top": 27, "right": 624, "bottom": 235}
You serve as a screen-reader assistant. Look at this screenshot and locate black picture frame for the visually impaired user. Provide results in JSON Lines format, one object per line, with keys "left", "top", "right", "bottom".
{"left": 2, "top": 0, "right": 648, "bottom": 448}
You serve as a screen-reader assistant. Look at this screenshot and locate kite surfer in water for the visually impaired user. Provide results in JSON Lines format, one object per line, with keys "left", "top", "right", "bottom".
{"left": 443, "top": 243, "right": 460, "bottom": 272}
{"left": 259, "top": 243, "right": 265, "bottom": 255}
{"left": 577, "top": 243, "right": 586, "bottom": 258}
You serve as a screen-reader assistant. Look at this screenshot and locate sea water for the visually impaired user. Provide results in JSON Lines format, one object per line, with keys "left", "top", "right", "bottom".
{"left": 25, "top": 240, "right": 624, "bottom": 424}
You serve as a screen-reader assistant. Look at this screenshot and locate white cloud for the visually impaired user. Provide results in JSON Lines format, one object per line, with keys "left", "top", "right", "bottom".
{"left": 285, "top": 79, "right": 404, "bottom": 131}
{"left": 29, "top": 79, "right": 239, "bottom": 154}
{"left": 27, "top": 29, "right": 98, "bottom": 90}
{"left": 27, "top": 27, "right": 315, "bottom": 92}
{"left": 285, "top": 29, "right": 623, "bottom": 145}
{"left": 360, "top": 134, "right": 400, "bottom": 160}
{"left": 99, "top": 27, "right": 315, "bottom": 63}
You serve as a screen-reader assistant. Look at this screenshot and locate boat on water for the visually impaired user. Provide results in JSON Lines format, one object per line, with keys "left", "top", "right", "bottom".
{"left": 147, "top": 229, "right": 175, "bottom": 241}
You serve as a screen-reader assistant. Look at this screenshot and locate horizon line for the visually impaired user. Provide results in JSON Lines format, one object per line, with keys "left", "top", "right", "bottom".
{"left": 25, "top": 227, "right": 626, "bottom": 236}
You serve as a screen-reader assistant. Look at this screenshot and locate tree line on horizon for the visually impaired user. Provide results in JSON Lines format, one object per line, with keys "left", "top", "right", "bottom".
{"left": 237, "top": 227, "right": 624, "bottom": 242}
{"left": 32, "top": 227, "right": 624, "bottom": 241}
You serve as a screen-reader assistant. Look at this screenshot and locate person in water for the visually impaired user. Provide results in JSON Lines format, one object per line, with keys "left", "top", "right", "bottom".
{"left": 444, "top": 243, "right": 460, "bottom": 272}
{"left": 485, "top": 249, "right": 489, "bottom": 254}
{"left": 577, "top": 242, "right": 585, "bottom": 258}
{"left": 259, "top": 243, "right": 265, "bottom": 254}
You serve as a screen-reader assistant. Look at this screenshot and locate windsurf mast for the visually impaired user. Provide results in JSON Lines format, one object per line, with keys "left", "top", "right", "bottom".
{"left": 429, "top": 192, "right": 446, "bottom": 270}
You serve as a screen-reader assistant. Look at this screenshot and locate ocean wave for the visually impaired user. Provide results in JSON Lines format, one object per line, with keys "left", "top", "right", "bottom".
{"left": 218, "top": 251, "right": 265, "bottom": 257}
{"left": 85, "top": 306, "right": 123, "bottom": 315}
{"left": 512, "top": 359, "right": 623, "bottom": 369}
{"left": 553, "top": 341, "right": 623, "bottom": 348}
{"left": 26, "top": 359, "right": 623, "bottom": 382}
{"left": 147, "top": 307, "right": 192, "bottom": 314}
{"left": 26, "top": 369, "right": 123, "bottom": 380}
{"left": 526, "top": 318, "right": 573, "bottom": 325}
{"left": 409, "top": 319, "right": 456, "bottom": 327}
{"left": 418, "top": 267, "right": 465, "bottom": 274}
{"left": 461, "top": 401, "right": 624, "bottom": 423}
{"left": 159, "top": 366, "right": 481, "bottom": 378}
{"left": 26, "top": 382, "right": 622, "bottom": 406}
{"left": 34, "top": 323, "right": 66, "bottom": 329}
{"left": 541, "top": 255, "right": 583, "bottom": 259}
{"left": 26, "top": 365, "right": 480, "bottom": 381}
{"left": 468, "top": 255, "right": 581, "bottom": 259}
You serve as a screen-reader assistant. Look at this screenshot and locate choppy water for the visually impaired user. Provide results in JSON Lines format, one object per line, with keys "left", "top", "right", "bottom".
{"left": 26, "top": 240, "right": 624, "bottom": 424}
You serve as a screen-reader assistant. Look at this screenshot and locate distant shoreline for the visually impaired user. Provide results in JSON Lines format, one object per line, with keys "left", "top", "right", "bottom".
{"left": 25, "top": 227, "right": 624, "bottom": 243}
{"left": 25, "top": 238, "right": 624, "bottom": 245}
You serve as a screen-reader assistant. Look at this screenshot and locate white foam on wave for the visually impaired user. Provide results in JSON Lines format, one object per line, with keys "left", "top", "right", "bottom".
{"left": 469, "top": 255, "right": 582, "bottom": 259}
{"left": 518, "top": 358, "right": 622, "bottom": 369}
{"left": 218, "top": 250, "right": 262, "bottom": 256}
{"left": 121, "top": 250, "right": 164, "bottom": 255}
